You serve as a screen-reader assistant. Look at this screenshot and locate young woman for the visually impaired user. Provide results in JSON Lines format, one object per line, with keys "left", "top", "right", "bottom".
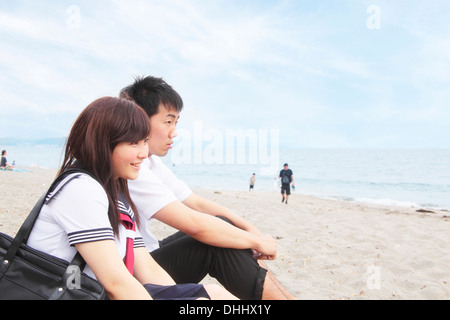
{"left": 28, "top": 97, "right": 236, "bottom": 300}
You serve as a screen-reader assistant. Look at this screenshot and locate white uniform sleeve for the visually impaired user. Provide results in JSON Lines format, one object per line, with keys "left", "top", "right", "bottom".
{"left": 49, "top": 175, "right": 114, "bottom": 246}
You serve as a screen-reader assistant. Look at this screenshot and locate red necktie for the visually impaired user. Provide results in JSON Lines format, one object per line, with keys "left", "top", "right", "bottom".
{"left": 120, "top": 212, "right": 135, "bottom": 275}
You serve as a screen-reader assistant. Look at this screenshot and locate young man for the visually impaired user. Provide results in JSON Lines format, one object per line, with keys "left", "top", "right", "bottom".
{"left": 279, "top": 163, "right": 294, "bottom": 204}
{"left": 121, "top": 76, "right": 295, "bottom": 300}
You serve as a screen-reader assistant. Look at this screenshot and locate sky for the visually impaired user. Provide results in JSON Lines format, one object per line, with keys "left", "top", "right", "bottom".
{"left": 0, "top": 0, "right": 449, "bottom": 149}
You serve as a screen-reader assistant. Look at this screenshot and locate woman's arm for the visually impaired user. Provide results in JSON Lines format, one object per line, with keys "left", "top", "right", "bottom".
{"left": 133, "top": 248, "right": 238, "bottom": 300}
{"left": 132, "top": 247, "right": 176, "bottom": 286}
{"left": 76, "top": 241, "right": 152, "bottom": 300}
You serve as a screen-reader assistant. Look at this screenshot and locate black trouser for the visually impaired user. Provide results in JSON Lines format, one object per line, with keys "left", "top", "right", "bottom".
{"left": 281, "top": 183, "right": 291, "bottom": 195}
{"left": 150, "top": 216, "right": 267, "bottom": 300}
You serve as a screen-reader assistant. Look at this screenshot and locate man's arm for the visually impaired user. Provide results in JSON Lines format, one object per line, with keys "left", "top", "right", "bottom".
{"left": 182, "top": 193, "right": 262, "bottom": 236}
{"left": 153, "top": 200, "right": 276, "bottom": 260}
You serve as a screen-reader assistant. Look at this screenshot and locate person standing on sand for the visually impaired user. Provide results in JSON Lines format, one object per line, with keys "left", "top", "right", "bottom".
{"left": 249, "top": 173, "right": 256, "bottom": 191}
{"left": 278, "top": 163, "right": 294, "bottom": 204}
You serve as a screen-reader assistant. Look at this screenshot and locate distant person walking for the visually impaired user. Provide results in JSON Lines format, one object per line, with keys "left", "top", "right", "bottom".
{"left": 278, "top": 163, "right": 294, "bottom": 204}
{"left": 249, "top": 173, "right": 256, "bottom": 191}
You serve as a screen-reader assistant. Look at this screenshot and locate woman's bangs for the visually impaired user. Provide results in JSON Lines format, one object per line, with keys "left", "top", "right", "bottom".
{"left": 119, "top": 103, "right": 150, "bottom": 144}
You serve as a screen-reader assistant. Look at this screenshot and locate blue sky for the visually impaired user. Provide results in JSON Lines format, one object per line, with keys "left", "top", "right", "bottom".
{"left": 0, "top": 0, "right": 449, "bottom": 148}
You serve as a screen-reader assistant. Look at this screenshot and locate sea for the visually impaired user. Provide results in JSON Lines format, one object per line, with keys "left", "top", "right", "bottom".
{"left": 2, "top": 142, "right": 449, "bottom": 210}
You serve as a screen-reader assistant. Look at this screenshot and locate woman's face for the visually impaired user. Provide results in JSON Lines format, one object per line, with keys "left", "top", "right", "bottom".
{"left": 112, "top": 138, "right": 148, "bottom": 180}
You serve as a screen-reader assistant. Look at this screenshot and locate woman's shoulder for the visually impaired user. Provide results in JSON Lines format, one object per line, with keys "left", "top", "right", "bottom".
{"left": 56, "top": 173, "right": 107, "bottom": 204}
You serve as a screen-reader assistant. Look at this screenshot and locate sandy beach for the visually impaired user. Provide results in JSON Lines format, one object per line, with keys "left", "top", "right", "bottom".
{"left": 1, "top": 167, "right": 449, "bottom": 300}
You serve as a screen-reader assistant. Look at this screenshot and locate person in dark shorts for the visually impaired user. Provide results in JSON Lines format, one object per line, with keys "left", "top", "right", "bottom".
{"left": 249, "top": 173, "right": 256, "bottom": 191}
{"left": 279, "top": 163, "right": 294, "bottom": 204}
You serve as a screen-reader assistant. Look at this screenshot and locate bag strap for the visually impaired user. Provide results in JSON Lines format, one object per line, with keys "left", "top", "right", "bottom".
{"left": 1, "top": 167, "right": 97, "bottom": 274}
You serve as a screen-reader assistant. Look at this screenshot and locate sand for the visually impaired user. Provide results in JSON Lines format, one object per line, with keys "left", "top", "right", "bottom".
{"left": 1, "top": 167, "right": 449, "bottom": 300}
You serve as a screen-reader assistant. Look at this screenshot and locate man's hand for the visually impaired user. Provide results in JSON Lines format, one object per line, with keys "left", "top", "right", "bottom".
{"left": 253, "top": 235, "right": 277, "bottom": 260}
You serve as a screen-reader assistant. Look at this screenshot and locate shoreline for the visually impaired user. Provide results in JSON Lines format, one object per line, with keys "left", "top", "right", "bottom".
{"left": 1, "top": 167, "right": 449, "bottom": 299}
{"left": 3, "top": 162, "right": 450, "bottom": 211}
{"left": 189, "top": 189, "right": 449, "bottom": 299}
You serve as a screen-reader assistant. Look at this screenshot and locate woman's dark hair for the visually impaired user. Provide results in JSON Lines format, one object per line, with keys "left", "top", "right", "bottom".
{"left": 60, "top": 97, "right": 150, "bottom": 235}
{"left": 120, "top": 75, "right": 183, "bottom": 118}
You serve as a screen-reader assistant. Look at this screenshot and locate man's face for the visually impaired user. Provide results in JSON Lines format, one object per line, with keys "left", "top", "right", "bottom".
{"left": 148, "top": 104, "right": 179, "bottom": 157}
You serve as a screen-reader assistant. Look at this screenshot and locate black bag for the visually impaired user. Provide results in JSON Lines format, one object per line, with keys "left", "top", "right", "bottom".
{"left": 0, "top": 169, "right": 106, "bottom": 300}
{"left": 281, "top": 170, "right": 291, "bottom": 184}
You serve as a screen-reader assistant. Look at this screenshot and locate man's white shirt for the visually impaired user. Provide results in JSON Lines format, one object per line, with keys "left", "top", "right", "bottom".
{"left": 128, "top": 155, "right": 192, "bottom": 252}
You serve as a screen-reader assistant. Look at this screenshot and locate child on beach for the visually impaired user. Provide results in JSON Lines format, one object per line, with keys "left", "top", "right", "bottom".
{"left": 27, "top": 97, "right": 236, "bottom": 300}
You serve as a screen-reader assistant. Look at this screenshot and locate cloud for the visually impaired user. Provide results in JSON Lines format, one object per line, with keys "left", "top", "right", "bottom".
{"left": 111, "top": 0, "right": 278, "bottom": 71}
{"left": 0, "top": 0, "right": 449, "bottom": 147}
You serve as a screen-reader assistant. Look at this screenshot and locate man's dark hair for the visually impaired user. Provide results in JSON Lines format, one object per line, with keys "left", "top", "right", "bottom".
{"left": 120, "top": 75, "right": 183, "bottom": 118}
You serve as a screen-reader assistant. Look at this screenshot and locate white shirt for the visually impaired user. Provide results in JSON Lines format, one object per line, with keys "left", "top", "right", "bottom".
{"left": 128, "top": 155, "right": 192, "bottom": 252}
{"left": 28, "top": 173, "right": 145, "bottom": 279}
